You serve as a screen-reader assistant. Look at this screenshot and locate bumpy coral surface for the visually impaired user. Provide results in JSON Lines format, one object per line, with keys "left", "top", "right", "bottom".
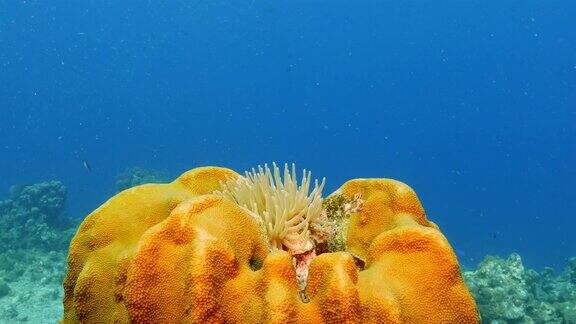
{"left": 62, "top": 167, "right": 479, "bottom": 323}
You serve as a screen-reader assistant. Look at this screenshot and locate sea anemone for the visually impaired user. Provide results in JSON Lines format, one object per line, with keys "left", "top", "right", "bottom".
{"left": 215, "top": 162, "right": 327, "bottom": 255}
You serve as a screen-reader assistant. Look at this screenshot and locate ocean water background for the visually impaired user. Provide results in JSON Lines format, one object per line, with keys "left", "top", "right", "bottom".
{"left": 0, "top": 0, "right": 574, "bottom": 272}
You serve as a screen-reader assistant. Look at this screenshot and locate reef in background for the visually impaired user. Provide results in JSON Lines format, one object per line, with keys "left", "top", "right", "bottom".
{"left": 115, "top": 167, "right": 168, "bottom": 192}
{"left": 0, "top": 180, "right": 74, "bottom": 322}
{"left": 464, "top": 254, "right": 576, "bottom": 323}
{"left": 0, "top": 181, "right": 76, "bottom": 251}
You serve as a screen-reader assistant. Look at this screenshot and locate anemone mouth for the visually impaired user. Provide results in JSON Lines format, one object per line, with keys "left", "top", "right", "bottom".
{"left": 214, "top": 162, "right": 364, "bottom": 300}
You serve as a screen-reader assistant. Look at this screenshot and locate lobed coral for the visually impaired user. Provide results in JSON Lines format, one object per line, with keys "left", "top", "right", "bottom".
{"left": 62, "top": 165, "right": 479, "bottom": 323}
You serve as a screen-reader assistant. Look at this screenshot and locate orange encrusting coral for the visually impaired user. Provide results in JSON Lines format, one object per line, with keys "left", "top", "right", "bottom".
{"left": 342, "top": 178, "right": 478, "bottom": 323}
{"left": 62, "top": 166, "right": 239, "bottom": 323}
{"left": 62, "top": 169, "right": 479, "bottom": 324}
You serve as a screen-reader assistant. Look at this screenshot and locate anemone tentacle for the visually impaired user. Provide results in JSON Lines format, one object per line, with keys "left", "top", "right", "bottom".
{"left": 215, "top": 162, "right": 326, "bottom": 254}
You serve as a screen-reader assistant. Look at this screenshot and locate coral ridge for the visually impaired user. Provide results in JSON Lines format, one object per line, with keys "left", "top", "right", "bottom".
{"left": 61, "top": 166, "right": 479, "bottom": 323}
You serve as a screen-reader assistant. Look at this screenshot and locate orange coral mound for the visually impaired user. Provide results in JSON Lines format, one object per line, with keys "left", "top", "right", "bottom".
{"left": 62, "top": 168, "right": 479, "bottom": 323}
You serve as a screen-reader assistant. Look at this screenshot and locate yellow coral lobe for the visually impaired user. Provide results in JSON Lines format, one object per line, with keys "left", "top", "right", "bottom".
{"left": 341, "top": 178, "right": 478, "bottom": 323}
{"left": 62, "top": 167, "right": 479, "bottom": 324}
{"left": 341, "top": 178, "right": 432, "bottom": 260}
{"left": 62, "top": 166, "right": 238, "bottom": 324}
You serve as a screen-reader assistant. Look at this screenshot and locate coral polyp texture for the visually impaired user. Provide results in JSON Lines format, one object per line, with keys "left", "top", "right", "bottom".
{"left": 62, "top": 165, "right": 479, "bottom": 323}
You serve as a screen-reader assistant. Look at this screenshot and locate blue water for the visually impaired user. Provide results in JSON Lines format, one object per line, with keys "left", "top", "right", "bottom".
{"left": 0, "top": 1, "right": 574, "bottom": 270}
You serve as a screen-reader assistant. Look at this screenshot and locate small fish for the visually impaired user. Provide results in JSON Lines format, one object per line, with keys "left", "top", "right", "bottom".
{"left": 83, "top": 160, "right": 92, "bottom": 171}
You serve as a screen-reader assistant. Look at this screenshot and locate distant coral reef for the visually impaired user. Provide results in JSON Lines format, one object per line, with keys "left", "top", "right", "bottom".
{"left": 115, "top": 167, "right": 168, "bottom": 192}
{"left": 465, "top": 254, "right": 576, "bottom": 323}
{"left": 0, "top": 181, "right": 75, "bottom": 251}
{"left": 0, "top": 180, "right": 74, "bottom": 322}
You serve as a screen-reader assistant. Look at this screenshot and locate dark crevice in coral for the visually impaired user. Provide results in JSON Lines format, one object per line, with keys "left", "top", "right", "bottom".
{"left": 248, "top": 256, "right": 263, "bottom": 271}
{"left": 299, "top": 290, "right": 310, "bottom": 303}
{"left": 352, "top": 254, "right": 366, "bottom": 271}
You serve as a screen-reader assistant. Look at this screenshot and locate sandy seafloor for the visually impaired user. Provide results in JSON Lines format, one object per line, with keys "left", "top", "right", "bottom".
{"left": 0, "top": 251, "right": 66, "bottom": 323}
